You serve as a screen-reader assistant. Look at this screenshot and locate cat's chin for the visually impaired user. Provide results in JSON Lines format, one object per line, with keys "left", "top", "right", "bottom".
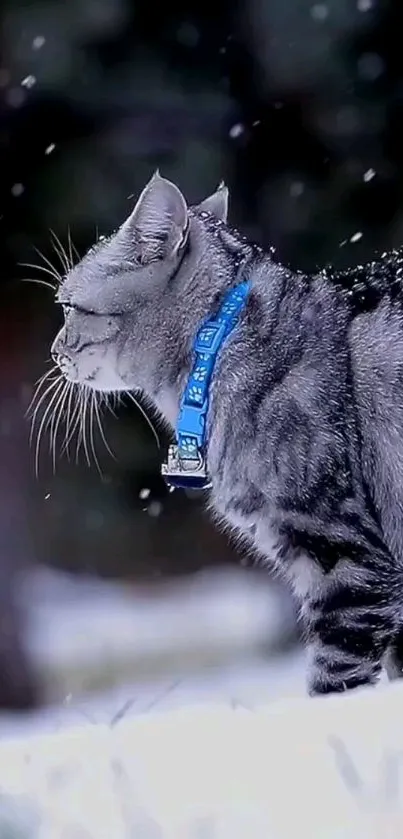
{"left": 77, "top": 369, "right": 131, "bottom": 393}
{"left": 82, "top": 379, "right": 129, "bottom": 394}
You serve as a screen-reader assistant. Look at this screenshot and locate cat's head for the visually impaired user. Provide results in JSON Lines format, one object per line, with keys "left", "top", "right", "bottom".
{"left": 50, "top": 172, "right": 230, "bottom": 410}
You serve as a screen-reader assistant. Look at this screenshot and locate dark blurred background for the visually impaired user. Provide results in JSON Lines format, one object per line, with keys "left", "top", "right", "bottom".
{"left": 0, "top": 0, "right": 402, "bottom": 710}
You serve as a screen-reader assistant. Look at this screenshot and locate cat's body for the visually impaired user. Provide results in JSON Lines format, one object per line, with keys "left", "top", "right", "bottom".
{"left": 51, "top": 172, "right": 403, "bottom": 695}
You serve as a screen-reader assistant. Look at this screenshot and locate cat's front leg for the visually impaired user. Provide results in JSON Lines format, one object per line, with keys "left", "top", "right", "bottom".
{"left": 383, "top": 626, "right": 403, "bottom": 680}
{"left": 301, "top": 554, "right": 397, "bottom": 696}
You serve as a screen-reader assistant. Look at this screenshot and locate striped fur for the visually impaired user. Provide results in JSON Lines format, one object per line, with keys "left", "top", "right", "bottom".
{"left": 51, "top": 174, "right": 403, "bottom": 695}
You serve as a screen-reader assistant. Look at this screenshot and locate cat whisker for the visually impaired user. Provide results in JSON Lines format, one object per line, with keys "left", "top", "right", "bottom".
{"left": 29, "top": 363, "right": 59, "bottom": 402}
{"left": 126, "top": 391, "right": 161, "bottom": 450}
{"left": 89, "top": 390, "right": 103, "bottom": 476}
{"left": 30, "top": 365, "right": 119, "bottom": 474}
{"left": 49, "top": 379, "right": 71, "bottom": 474}
{"left": 61, "top": 383, "right": 82, "bottom": 457}
{"left": 81, "top": 385, "right": 92, "bottom": 468}
{"left": 75, "top": 386, "right": 86, "bottom": 465}
{"left": 19, "top": 261, "right": 60, "bottom": 285}
{"left": 103, "top": 391, "right": 119, "bottom": 419}
{"left": 67, "top": 225, "right": 74, "bottom": 271}
{"left": 34, "top": 377, "right": 66, "bottom": 477}
{"left": 67, "top": 225, "right": 80, "bottom": 264}
{"left": 93, "top": 393, "right": 116, "bottom": 460}
{"left": 50, "top": 228, "right": 71, "bottom": 275}
{"left": 32, "top": 246, "right": 63, "bottom": 285}
{"left": 21, "top": 277, "right": 57, "bottom": 293}
{"left": 28, "top": 373, "right": 62, "bottom": 445}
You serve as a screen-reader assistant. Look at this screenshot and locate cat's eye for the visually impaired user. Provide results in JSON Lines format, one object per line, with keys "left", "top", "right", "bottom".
{"left": 60, "top": 303, "right": 73, "bottom": 314}
{"left": 60, "top": 302, "right": 95, "bottom": 316}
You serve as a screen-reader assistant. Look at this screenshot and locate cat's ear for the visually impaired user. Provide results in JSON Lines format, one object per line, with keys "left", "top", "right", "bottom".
{"left": 197, "top": 181, "right": 229, "bottom": 222}
{"left": 124, "top": 171, "right": 188, "bottom": 261}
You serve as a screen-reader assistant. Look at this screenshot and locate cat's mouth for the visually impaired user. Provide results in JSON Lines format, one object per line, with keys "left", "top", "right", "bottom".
{"left": 55, "top": 357, "right": 100, "bottom": 388}
{"left": 55, "top": 355, "right": 79, "bottom": 383}
{"left": 78, "top": 365, "right": 129, "bottom": 393}
{"left": 85, "top": 366, "right": 101, "bottom": 383}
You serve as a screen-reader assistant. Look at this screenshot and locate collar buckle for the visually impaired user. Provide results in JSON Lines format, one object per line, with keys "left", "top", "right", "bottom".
{"left": 161, "top": 444, "right": 211, "bottom": 490}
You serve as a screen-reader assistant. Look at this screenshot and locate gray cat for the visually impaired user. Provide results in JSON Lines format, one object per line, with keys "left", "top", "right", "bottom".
{"left": 50, "top": 171, "right": 403, "bottom": 696}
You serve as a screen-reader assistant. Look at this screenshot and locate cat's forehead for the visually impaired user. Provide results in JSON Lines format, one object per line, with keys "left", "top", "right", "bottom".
{"left": 56, "top": 227, "right": 168, "bottom": 315}
{"left": 57, "top": 236, "right": 129, "bottom": 311}
{"left": 60, "top": 235, "right": 125, "bottom": 294}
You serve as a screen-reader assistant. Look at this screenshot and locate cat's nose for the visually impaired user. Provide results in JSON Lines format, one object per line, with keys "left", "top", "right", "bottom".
{"left": 51, "top": 348, "right": 65, "bottom": 366}
{"left": 51, "top": 346, "right": 69, "bottom": 369}
{"left": 51, "top": 348, "right": 78, "bottom": 381}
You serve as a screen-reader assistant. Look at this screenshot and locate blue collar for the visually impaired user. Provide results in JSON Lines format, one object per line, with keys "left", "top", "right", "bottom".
{"left": 161, "top": 279, "right": 251, "bottom": 490}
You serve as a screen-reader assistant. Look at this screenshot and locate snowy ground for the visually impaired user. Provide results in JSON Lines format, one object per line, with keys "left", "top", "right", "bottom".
{"left": 15, "top": 564, "right": 296, "bottom": 702}
{"left": 0, "top": 648, "right": 306, "bottom": 740}
{"left": 0, "top": 564, "right": 300, "bottom": 738}
{"left": 2, "top": 566, "right": 400, "bottom": 837}
{"left": 1, "top": 672, "right": 403, "bottom": 837}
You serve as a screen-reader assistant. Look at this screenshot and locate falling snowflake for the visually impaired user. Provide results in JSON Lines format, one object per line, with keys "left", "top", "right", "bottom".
{"left": 290, "top": 181, "right": 304, "bottom": 197}
{"left": 11, "top": 183, "right": 24, "bottom": 197}
{"left": 45, "top": 143, "right": 56, "bottom": 155}
{"left": 21, "top": 74, "right": 36, "bottom": 89}
{"left": 350, "top": 231, "right": 363, "bottom": 243}
{"left": 310, "top": 4, "right": 329, "bottom": 21}
{"left": 32, "top": 35, "right": 46, "bottom": 50}
{"left": 229, "top": 123, "right": 244, "bottom": 139}
{"left": 148, "top": 501, "right": 163, "bottom": 518}
{"left": 363, "top": 168, "right": 376, "bottom": 182}
{"left": 139, "top": 488, "right": 151, "bottom": 500}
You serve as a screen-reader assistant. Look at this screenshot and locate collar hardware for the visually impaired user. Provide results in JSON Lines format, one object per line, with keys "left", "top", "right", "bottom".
{"left": 162, "top": 279, "right": 251, "bottom": 490}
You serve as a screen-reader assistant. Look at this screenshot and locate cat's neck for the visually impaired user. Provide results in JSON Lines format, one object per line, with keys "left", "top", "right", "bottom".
{"left": 148, "top": 244, "right": 262, "bottom": 429}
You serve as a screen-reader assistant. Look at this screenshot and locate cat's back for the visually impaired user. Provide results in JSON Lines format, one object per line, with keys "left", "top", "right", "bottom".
{"left": 335, "top": 247, "right": 403, "bottom": 407}
{"left": 337, "top": 248, "right": 403, "bottom": 560}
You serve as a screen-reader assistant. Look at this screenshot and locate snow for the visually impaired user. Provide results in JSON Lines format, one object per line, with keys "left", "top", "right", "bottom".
{"left": 11, "top": 183, "right": 24, "bottom": 197}
{"left": 21, "top": 75, "right": 36, "bottom": 89}
{"left": 32, "top": 36, "right": 46, "bottom": 50}
{"left": 310, "top": 4, "right": 329, "bottom": 22}
{"left": 290, "top": 181, "right": 305, "bottom": 197}
{"left": 229, "top": 124, "right": 244, "bottom": 139}
{"left": 363, "top": 168, "right": 376, "bottom": 182}
{"left": 1, "top": 678, "right": 403, "bottom": 837}
{"left": 147, "top": 500, "right": 163, "bottom": 517}
{"left": 0, "top": 568, "right": 400, "bottom": 836}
